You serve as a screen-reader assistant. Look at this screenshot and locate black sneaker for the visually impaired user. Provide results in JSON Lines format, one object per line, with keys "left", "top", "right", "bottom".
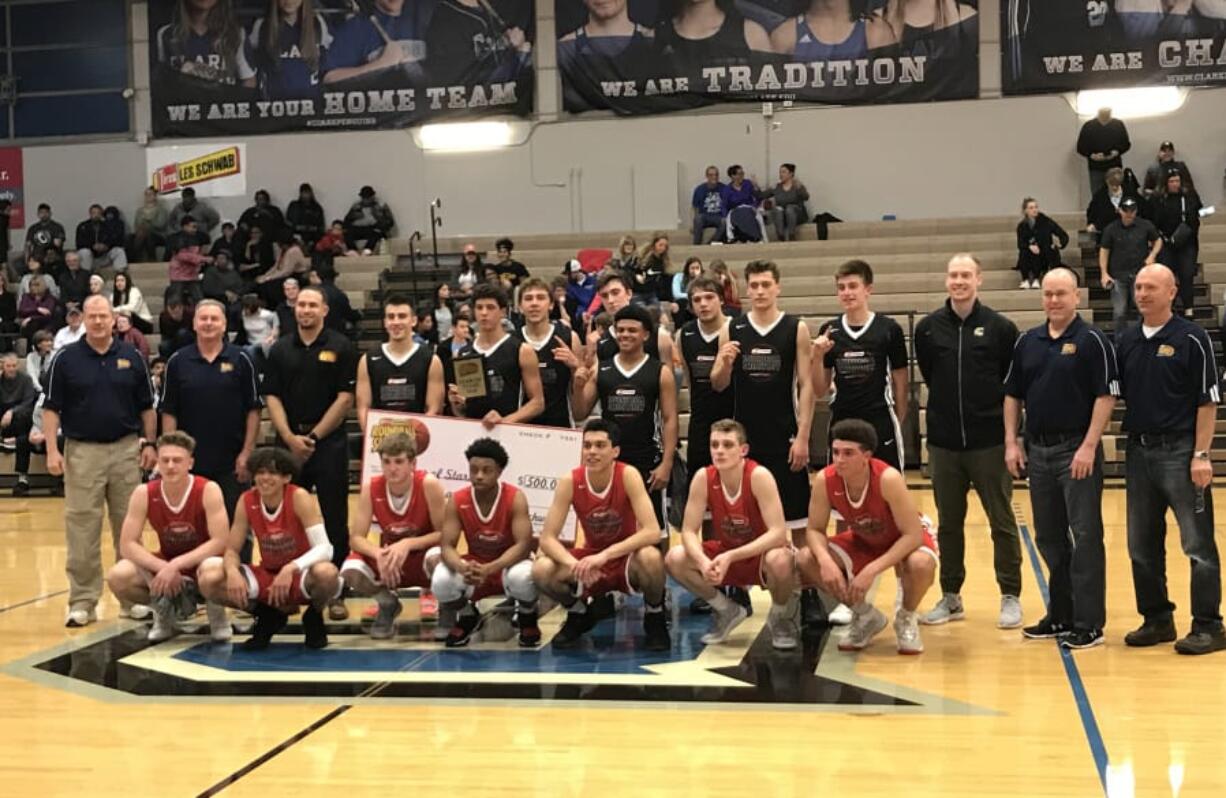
{"left": 727, "top": 586, "right": 753, "bottom": 617}
{"left": 1174, "top": 628, "right": 1226, "bottom": 655}
{"left": 552, "top": 608, "right": 595, "bottom": 649}
{"left": 1124, "top": 618, "right": 1178, "bottom": 647}
{"left": 241, "top": 603, "right": 289, "bottom": 651}
{"left": 1022, "top": 617, "right": 1068, "bottom": 639}
{"left": 588, "top": 593, "right": 616, "bottom": 622}
{"left": 13, "top": 477, "right": 29, "bottom": 497}
{"left": 1060, "top": 628, "right": 1104, "bottom": 649}
{"left": 643, "top": 611, "right": 670, "bottom": 651}
{"left": 689, "top": 596, "right": 713, "bottom": 615}
{"left": 800, "top": 588, "right": 827, "bottom": 628}
{"left": 445, "top": 606, "right": 482, "bottom": 648}
{"left": 302, "top": 605, "right": 328, "bottom": 649}
{"left": 517, "top": 611, "right": 541, "bottom": 648}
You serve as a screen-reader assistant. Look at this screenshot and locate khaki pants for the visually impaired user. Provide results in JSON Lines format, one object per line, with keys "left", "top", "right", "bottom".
{"left": 64, "top": 437, "right": 141, "bottom": 611}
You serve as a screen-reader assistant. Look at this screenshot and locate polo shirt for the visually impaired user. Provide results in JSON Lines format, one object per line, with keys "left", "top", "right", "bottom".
{"left": 262, "top": 326, "right": 357, "bottom": 434}
{"left": 1100, "top": 218, "right": 1159, "bottom": 277}
{"left": 1004, "top": 315, "right": 1119, "bottom": 437}
{"left": 43, "top": 338, "right": 154, "bottom": 442}
{"left": 1116, "top": 315, "right": 1220, "bottom": 435}
{"left": 160, "top": 342, "right": 261, "bottom": 477}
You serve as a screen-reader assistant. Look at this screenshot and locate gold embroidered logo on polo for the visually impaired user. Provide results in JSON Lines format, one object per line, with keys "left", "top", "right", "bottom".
{"left": 1157, "top": 344, "right": 1176, "bottom": 358}
{"left": 318, "top": 350, "right": 337, "bottom": 363}
{"left": 1061, "top": 343, "right": 1077, "bottom": 355}
{"left": 219, "top": 362, "right": 234, "bottom": 373}
{"left": 115, "top": 358, "right": 131, "bottom": 369}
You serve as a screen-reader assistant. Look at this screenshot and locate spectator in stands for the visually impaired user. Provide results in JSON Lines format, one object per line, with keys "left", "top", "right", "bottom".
{"left": 1076, "top": 107, "right": 1131, "bottom": 195}
{"left": 169, "top": 187, "right": 220, "bottom": 236}
{"left": 1100, "top": 197, "right": 1161, "bottom": 333}
{"left": 709, "top": 259, "right": 740, "bottom": 313}
{"left": 308, "top": 263, "right": 361, "bottom": 334}
{"left": 563, "top": 259, "right": 596, "bottom": 327}
{"left": 1015, "top": 198, "right": 1069, "bottom": 289}
{"left": 167, "top": 217, "right": 212, "bottom": 306}
{"left": 59, "top": 251, "right": 90, "bottom": 310}
{"left": 765, "top": 163, "right": 810, "bottom": 242}
{"left": 671, "top": 256, "right": 704, "bottom": 327}
{"left": 1, "top": 351, "right": 38, "bottom": 495}
{"left": 51, "top": 305, "right": 83, "bottom": 352}
{"left": 612, "top": 235, "right": 639, "bottom": 280}
{"left": 25, "top": 204, "right": 66, "bottom": 276}
{"left": 25, "top": 330, "right": 53, "bottom": 390}
{"left": 455, "top": 244, "right": 481, "bottom": 300}
{"left": 202, "top": 250, "right": 243, "bottom": 309}
{"left": 1152, "top": 171, "right": 1203, "bottom": 317}
{"left": 129, "top": 187, "right": 168, "bottom": 263}
{"left": 690, "top": 165, "right": 728, "bottom": 245}
{"left": 1143, "top": 141, "right": 1194, "bottom": 197}
{"left": 432, "top": 283, "right": 455, "bottom": 340}
{"left": 18, "top": 259, "right": 59, "bottom": 303}
{"left": 209, "top": 222, "right": 239, "bottom": 260}
{"left": 550, "top": 277, "right": 572, "bottom": 326}
{"left": 413, "top": 304, "right": 437, "bottom": 345}
{"left": 633, "top": 234, "right": 670, "bottom": 307}
{"left": 0, "top": 199, "right": 9, "bottom": 266}
{"left": 87, "top": 274, "right": 106, "bottom": 300}
{"left": 111, "top": 272, "right": 154, "bottom": 335}
{"left": 482, "top": 264, "right": 500, "bottom": 286}
{"left": 239, "top": 293, "right": 279, "bottom": 358}
{"left": 438, "top": 314, "right": 471, "bottom": 386}
{"left": 158, "top": 297, "right": 194, "bottom": 360}
{"left": 724, "top": 164, "right": 768, "bottom": 241}
{"left": 493, "top": 237, "right": 530, "bottom": 289}
{"left": 255, "top": 238, "right": 311, "bottom": 307}
{"left": 275, "top": 277, "right": 299, "bottom": 333}
{"left": 286, "top": 182, "right": 326, "bottom": 248}
{"left": 238, "top": 225, "right": 277, "bottom": 282}
{"left": 1086, "top": 167, "right": 1137, "bottom": 237}
{"left": 343, "top": 186, "right": 395, "bottom": 255}
{"left": 19, "top": 276, "right": 59, "bottom": 347}
{"left": 0, "top": 272, "right": 16, "bottom": 352}
{"left": 238, "top": 189, "right": 286, "bottom": 244}
{"left": 113, "top": 311, "right": 150, "bottom": 363}
{"left": 314, "top": 220, "right": 350, "bottom": 265}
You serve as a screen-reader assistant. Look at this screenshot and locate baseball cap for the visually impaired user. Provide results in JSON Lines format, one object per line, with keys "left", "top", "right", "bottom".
{"left": 1160, "top": 140, "right": 1175, "bottom": 150}
{"left": 564, "top": 259, "right": 583, "bottom": 274}
{"left": 1120, "top": 197, "right": 1139, "bottom": 211}
{"left": 66, "top": 304, "right": 82, "bottom": 317}
{"left": 359, "top": 185, "right": 375, "bottom": 198}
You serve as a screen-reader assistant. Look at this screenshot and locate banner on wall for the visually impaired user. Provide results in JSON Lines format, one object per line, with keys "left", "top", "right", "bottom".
{"left": 0, "top": 148, "right": 24, "bottom": 229}
{"left": 363, "top": 411, "right": 581, "bottom": 542}
{"left": 555, "top": 0, "right": 979, "bottom": 114}
{"left": 147, "top": 0, "right": 534, "bottom": 137}
{"left": 145, "top": 143, "right": 248, "bottom": 197}
{"left": 1002, "top": 1, "right": 1226, "bottom": 94}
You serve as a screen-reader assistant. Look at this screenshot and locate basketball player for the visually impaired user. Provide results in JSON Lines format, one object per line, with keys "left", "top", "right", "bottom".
{"left": 666, "top": 420, "right": 799, "bottom": 650}
{"left": 342, "top": 432, "right": 446, "bottom": 639}
{"left": 573, "top": 304, "right": 678, "bottom": 531}
{"left": 518, "top": 277, "right": 581, "bottom": 428}
{"left": 448, "top": 283, "right": 544, "bottom": 428}
{"left": 106, "top": 432, "right": 232, "bottom": 642}
{"left": 588, "top": 271, "right": 674, "bottom": 367}
{"left": 432, "top": 438, "right": 539, "bottom": 648}
{"left": 356, "top": 294, "right": 445, "bottom": 431}
{"left": 533, "top": 419, "right": 670, "bottom": 651}
{"left": 198, "top": 447, "right": 342, "bottom": 651}
{"left": 798, "top": 419, "right": 938, "bottom": 654}
{"left": 677, "top": 277, "right": 735, "bottom": 475}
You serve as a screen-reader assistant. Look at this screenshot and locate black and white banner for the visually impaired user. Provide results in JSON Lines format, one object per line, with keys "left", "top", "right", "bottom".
{"left": 555, "top": 0, "right": 979, "bottom": 114}
{"left": 148, "top": 0, "right": 534, "bottom": 137}
{"left": 1003, "top": 0, "right": 1226, "bottom": 94}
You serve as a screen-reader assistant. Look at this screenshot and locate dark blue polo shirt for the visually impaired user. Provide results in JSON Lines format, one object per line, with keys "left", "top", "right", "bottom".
{"left": 1005, "top": 315, "right": 1119, "bottom": 436}
{"left": 43, "top": 338, "right": 154, "bottom": 442}
{"left": 160, "top": 342, "right": 261, "bottom": 478}
{"left": 1116, "top": 315, "right": 1220, "bottom": 435}
{"left": 263, "top": 327, "right": 357, "bottom": 434}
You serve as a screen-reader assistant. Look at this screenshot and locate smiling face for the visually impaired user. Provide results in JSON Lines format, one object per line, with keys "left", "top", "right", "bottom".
{"left": 1042, "top": 269, "right": 1079, "bottom": 327}
{"left": 615, "top": 318, "right": 648, "bottom": 355}
{"left": 1134, "top": 265, "right": 1175, "bottom": 319}
{"left": 835, "top": 274, "right": 870, "bottom": 314}
{"left": 945, "top": 256, "right": 981, "bottom": 305}
{"left": 383, "top": 303, "right": 414, "bottom": 343}
{"left": 581, "top": 430, "right": 618, "bottom": 471}
{"left": 519, "top": 286, "right": 551, "bottom": 324}
{"left": 254, "top": 468, "right": 291, "bottom": 504}
{"left": 193, "top": 302, "right": 226, "bottom": 343}
{"left": 295, "top": 288, "right": 326, "bottom": 330}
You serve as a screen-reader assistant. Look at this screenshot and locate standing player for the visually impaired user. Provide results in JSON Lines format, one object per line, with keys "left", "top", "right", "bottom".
{"left": 798, "top": 420, "right": 938, "bottom": 654}
{"left": 357, "top": 294, "right": 446, "bottom": 430}
{"left": 588, "top": 272, "right": 675, "bottom": 367}
{"left": 198, "top": 447, "right": 342, "bottom": 651}
{"left": 677, "top": 277, "right": 735, "bottom": 475}
{"left": 448, "top": 284, "right": 544, "bottom": 428}
{"left": 342, "top": 433, "right": 446, "bottom": 639}
{"left": 666, "top": 420, "right": 799, "bottom": 650}
{"left": 106, "top": 433, "right": 232, "bottom": 642}
{"left": 518, "top": 277, "right": 581, "bottom": 427}
{"left": 431, "top": 438, "right": 539, "bottom": 648}
{"left": 532, "top": 419, "right": 670, "bottom": 651}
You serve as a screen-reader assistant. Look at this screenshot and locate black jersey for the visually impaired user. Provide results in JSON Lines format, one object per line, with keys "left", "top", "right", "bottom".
{"left": 679, "top": 319, "right": 735, "bottom": 428}
{"left": 657, "top": 8, "right": 751, "bottom": 67}
{"left": 365, "top": 342, "right": 434, "bottom": 414}
{"left": 822, "top": 313, "right": 908, "bottom": 421}
{"left": 730, "top": 311, "right": 800, "bottom": 454}
{"left": 520, "top": 321, "right": 573, "bottom": 428}
{"left": 596, "top": 325, "right": 660, "bottom": 362}
{"left": 597, "top": 354, "right": 663, "bottom": 468}
{"left": 457, "top": 334, "right": 522, "bottom": 420}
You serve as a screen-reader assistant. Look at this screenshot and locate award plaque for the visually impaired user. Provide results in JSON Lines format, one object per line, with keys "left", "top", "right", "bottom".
{"left": 453, "top": 354, "right": 488, "bottom": 399}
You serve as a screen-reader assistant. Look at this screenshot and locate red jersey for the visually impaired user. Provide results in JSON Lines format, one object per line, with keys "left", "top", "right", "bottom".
{"left": 370, "top": 471, "right": 434, "bottom": 546}
{"left": 571, "top": 463, "right": 637, "bottom": 552}
{"left": 454, "top": 482, "right": 519, "bottom": 563}
{"left": 244, "top": 484, "right": 311, "bottom": 571}
{"left": 706, "top": 459, "right": 766, "bottom": 547}
{"left": 146, "top": 475, "right": 211, "bottom": 560}
{"left": 823, "top": 458, "right": 902, "bottom": 546}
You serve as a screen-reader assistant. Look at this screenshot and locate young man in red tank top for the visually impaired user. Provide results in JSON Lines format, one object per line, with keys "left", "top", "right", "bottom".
{"left": 432, "top": 438, "right": 539, "bottom": 648}
{"left": 343, "top": 432, "right": 446, "bottom": 640}
{"left": 198, "top": 447, "right": 342, "bottom": 651}
{"left": 107, "top": 432, "right": 232, "bottom": 642}
{"left": 533, "top": 419, "right": 670, "bottom": 651}
{"left": 798, "top": 419, "right": 938, "bottom": 654}
{"left": 666, "top": 419, "right": 799, "bottom": 650}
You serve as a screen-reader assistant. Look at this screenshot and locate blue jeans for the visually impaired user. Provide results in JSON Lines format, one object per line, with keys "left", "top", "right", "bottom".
{"left": 1126, "top": 435, "right": 1223, "bottom": 632}
{"left": 691, "top": 212, "right": 723, "bottom": 244}
{"left": 1027, "top": 437, "right": 1106, "bottom": 630}
{"left": 1110, "top": 269, "right": 1138, "bottom": 333}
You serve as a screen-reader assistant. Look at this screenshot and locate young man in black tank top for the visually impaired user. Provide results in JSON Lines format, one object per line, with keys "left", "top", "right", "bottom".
{"left": 518, "top": 277, "right": 580, "bottom": 428}
{"left": 448, "top": 283, "right": 544, "bottom": 428}
{"left": 356, "top": 293, "right": 445, "bottom": 433}
{"left": 588, "top": 272, "right": 674, "bottom": 368}
{"left": 573, "top": 304, "right": 678, "bottom": 533}
{"left": 678, "top": 277, "right": 735, "bottom": 475}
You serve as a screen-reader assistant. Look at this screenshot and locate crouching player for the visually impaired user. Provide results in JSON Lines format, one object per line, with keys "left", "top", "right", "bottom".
{"left": 666, "top": 420, "right": 799, "bottom": 650}
{"left": 798, "top": 419, "right": 937, "bottom": 654}
{"left": 199, "top": 447, "right": 342, "bottom": 650}
{"left": 431, "top": 438, "right": 539, "bottom": 648}
{"left": 106, "top": 432, "right": 231, "bottom": 642}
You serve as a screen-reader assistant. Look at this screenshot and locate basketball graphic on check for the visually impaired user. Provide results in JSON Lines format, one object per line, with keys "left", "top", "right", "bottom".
{"left": 409, "top": 418, "right": 430, "bottom": 455}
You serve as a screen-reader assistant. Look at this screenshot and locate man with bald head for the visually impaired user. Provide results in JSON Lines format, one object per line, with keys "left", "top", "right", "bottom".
{"left": 1115, "top": 264, "right": 1224, "bottom": 655}
{"left": 1005, "top": 268, "right": 1118, "bottom": 648}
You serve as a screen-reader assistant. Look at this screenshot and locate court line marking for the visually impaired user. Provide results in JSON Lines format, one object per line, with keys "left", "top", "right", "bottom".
{"left": 0, "top": 589, "right": 68, "bottom": 615}
{"left": 1014, "top": 504, "right": 1109, "bottom": 795}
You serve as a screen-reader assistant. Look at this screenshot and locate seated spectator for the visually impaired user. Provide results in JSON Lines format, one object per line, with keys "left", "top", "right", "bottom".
{"left": 58, "top": 251, "right": 91, "bottom": 310}
{"left": 0, "top": 351, "right": 38, "bottom": 495}
{"left": 238, "top": 224, "right": 277, "bottom": 283}
{"left": 671, "top": 256, "right": 704, "bottom": 327}
{"left": 129, "top": 187, "right": 169, "bottom": 262}
{"left": 149, "top": 357, "right": 166, "bottom": 402}
{"left": 1085, "top": 167, "right": 1139, "bottom": 236}
{"left": 493, "top": 237, "right": 530, "bottom": 289}
{"left": 111, "top": 272, "right": 154, "bottom": 334}
{"left": 286, "top": 183, "right": 326, "bottom": 248}
{"left": 308, "top": 263, "right": 361, "bottom": 333}
{"left": 1015, "top": 197, "right": 1069, "bottom": 289}
{"left": 690, "top": 166, "right": 729, "bottom": 244}
{"left": 457, "top": 244, "right": 482, "bottom": 300}
{"left": 113, "top": 311, "right": 150, "bottom": 363}
{"left": 0, "top": 272, "right": 18, "bottom": 352}
{"left": 592, "top": 311, "right": 613, "bottom": 339}
{"left": 765, "top": 163, "right": 810, "bottom": 242}
{"left": 158, "top": 297, "right": 194, "bottom": 359}
{"left": 209, "top": 222, "right": 239, "bottom": 260}
{"left": 612, "top": 235, "right": 638, "bottom": 279}
{"left": 710, "top": 259, "right": 741, "bottom": 313}
{"left": 18, "top": 259, "right": 58, "bottom": 303}
{"left": 343, "top": 185, "right": 394, "bottom": 254}
{"left": 724, "top": 165, "right": 768, "bottom": 242}
{"left": 24, "top": 330, "right": 53, "bottom": 389}
{"left": 431, "top": 283, "right": 455, "bottom": 339}
{"left": 201, "top": 250, "right": 244, "bottom": 310}
{"left": 563, "top": 259, "right": 596, "bottom": 327}
{"left": 1152, "top": 170, "right": 1203, "bottom": 317}
{"left": 313, "top": 219, "right": 350, "bottom": 267}
{"left": 87, "top": 274, "right": 107, "bottom": 301}
{"left": 238, "top": 189, "right": 286, "bottom": 244}
{"left": 238, "top": 293, "right": 279, "bottom": 359}
{"left": 18, "top": 276, "right": 60, "bottom": 346}
{"left": 51, "top": 303, "right": 83, "bottom": 351}
{"left": 275, "top": 277, "right": 299, "bottom": 334}
{"left": 76, "top": 203, "right": 128, "bottom": 273}
{"left": 1143, "top": 140, "right": 1194, "bottom": 197}
{"left": 413, "top": 304, "right": 437, "bottom": 345}
{"left": 550, "top": 277, "right": 571, "bottom": 326}
{"left": 255, "top": 238, "right": 310, "bottom": 306}
{"left": 633, "top": 234, "right": 670, "bottom": 307}
{"left": 167, "top": 217, "right": 212, "bottom": 306}
{"left": 24, "top": 204, "right": 66, "bottom": 276}
{"left": 169, "top": 187, "right": 220, "bottom": 236}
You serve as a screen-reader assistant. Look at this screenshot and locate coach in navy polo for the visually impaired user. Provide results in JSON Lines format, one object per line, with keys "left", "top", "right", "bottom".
{"left": 43, "top": 294, "right": 157, "bottom": 628}
{"left": 1116, "top": 264, "right": 1224, "bottom": 655}
{"left": 1004, "top": 268, "right": 1118, "bottom": 649}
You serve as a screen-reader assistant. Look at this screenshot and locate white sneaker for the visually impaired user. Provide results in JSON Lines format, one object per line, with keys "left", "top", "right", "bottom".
{"left": 65, "top": 607, "right": 97, "bottom": 628}
{"left": 207, "top": 603, "right": 233, "bottom": 642}
{"left": 231, "top": 611, "right": 254, "bottom": 634}
{"left": 895, "top": 609, "right": 924, "bottom": 654}
{"left": 838, "top": 606, "right": 888, "bottom": 651}
{"left": 998, "top": 595, "right": 1024, "bottom": 629}
{"left": 921, "top": 593, "right": 965, "bottom": 625}
{"left": 1020, "top": 279, "right": 1030, "bottom": 289}
{"left": 701, "top": 601, "right": 749, "bottom": 644}
{"left": 768, "top": 598, "right": 800, "bottom": 651}
{"left": 828, "top": 603, "right": 853, "bottom": 625}
{"left": 121, "top": 603, "right": 153, "bottom": 620}
{"left": 147, "top": 610, "right": 177, "bottom": 642}
{"left": 361, "top": 248, "right": 373, "bottom": 256}
{"left": 1030, "top": 279, "right": 1041, "bottom": 289}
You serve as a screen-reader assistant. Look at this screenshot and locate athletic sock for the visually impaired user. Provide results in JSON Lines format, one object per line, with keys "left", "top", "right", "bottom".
{"left": 707, "top": 592, "right": 734, "bottom": 612}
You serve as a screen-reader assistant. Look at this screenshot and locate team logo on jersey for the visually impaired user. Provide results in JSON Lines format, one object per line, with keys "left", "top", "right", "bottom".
{"left": 719, "top": 515, "right": 754, "bottom": 542}
{"left": 583, "top": 508, "right": 624, "bottom": 546}
{"left": 1061, "top": 343, "right": 1077, "bottom": 355}
{"left": 973, "top": 327, "right": 985, "bottom": 337}
{"left": 382, "top": 524, "right": 418, "bottom": 543}
{"left": 219, "top": 362, "right": 234, "bottom": 373}
{"left": 850, "top": 515, "right": 886, "bottom": 536}
{"left": 1156, "top": 345, "right": 1176, "bottom": 358}
{"left": 319, "top": 350, "right": 337, "bottom": 363}
{"left": 163, "top": 522, "right": 200, "bottom": 548}
{"left": 115, "top": 358, "right": 131, "bottom": 370}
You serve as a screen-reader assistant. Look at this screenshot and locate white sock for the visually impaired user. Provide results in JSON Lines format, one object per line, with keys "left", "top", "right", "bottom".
{"left": 708, "top": 592, "right": 733, "bottom": 612}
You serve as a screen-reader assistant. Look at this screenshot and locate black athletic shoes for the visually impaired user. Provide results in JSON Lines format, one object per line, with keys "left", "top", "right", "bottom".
{"left": 552, "top": 608, "right": 595, "bottom": 649}
{"left": 643, "top": 610, "right": 670, "bottom": 651}
{"left": 302, "top": 605, "right": 328, "bottom": 649}
{"left": 445, "top": 605, "right": 483, "bottom": 648}
{"left": 241, "top": 604, "right": 289, "bottom": 651}
{"left": 1022, "top": 616, "right": 1068, "bottom": 639}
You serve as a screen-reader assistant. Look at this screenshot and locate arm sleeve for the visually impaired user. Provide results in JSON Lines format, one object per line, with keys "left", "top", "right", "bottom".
{"left": 1116, "top": 122, "right": 1131, "bottom": 155}
{"left": 339, "top": 340, "right": 358, "bottom": 393}
{"left": 131, "top": 352, "right": 155, "bottom": 411}
{"left": 1003, "top": 334, "right": 1026, "bottom": 399}
{"left": 913, "top": 319, "right": 932, "bottom": 383}
{"left": 691, "top": 185, "right": 703, "bottom": 210}
{"left": 999, "top": 318, "right": 1019, "bottom": 381}
{"left": 160, "top": 353, "right": 181, "bottom": 416}
{"left": 239, "top": 350, "right": 263, "bottom": 409}
{"left": 261, "top": 344, "right": 284, "bottom": 398}
{"left": 1085, "top": 328, "right": 1120, "bottom": 398}
{"left": 887, "top": 321, "right": 908, "bottom": 370}
{"left": 42, "top": 351, "right": 66, "bottom": 412}
{"left": 1076, "top": 123, "right": 1092, "bottom": 157}
{"left": 1189, "top": 328, "right": 1221, "bottom": 405}
{"left": 291, "top": 523, "right": 333, "bottom": 572}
